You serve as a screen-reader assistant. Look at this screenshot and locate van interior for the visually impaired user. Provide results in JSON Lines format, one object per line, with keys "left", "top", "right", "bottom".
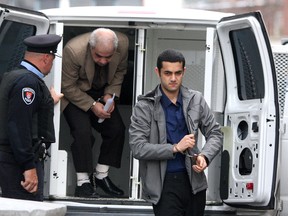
{"left": 55, "top": 25, "right": 226, "bottom": 201}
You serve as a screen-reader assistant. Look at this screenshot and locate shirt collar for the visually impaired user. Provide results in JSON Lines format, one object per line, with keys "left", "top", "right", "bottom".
{"left": 21, "top": 60, "right": 44, "bottom": 79}
{"left": 160, "top": 86, "right": 183, "bottom": 108}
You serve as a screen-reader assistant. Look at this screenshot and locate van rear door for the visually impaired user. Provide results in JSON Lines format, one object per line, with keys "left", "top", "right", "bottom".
{"left": 0, "top": 4, "right": 49, "bottom": 79}
{"left": 217, "top": 11, "right": 280, "bottom": 208}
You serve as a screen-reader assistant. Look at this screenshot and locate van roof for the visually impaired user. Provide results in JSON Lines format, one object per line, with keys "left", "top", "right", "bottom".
{"left": 41, "top": 6, "right": 234, "bottom": 26}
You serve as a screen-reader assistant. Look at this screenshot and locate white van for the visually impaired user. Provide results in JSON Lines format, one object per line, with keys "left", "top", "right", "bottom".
{"left": 0, "top": 3, "right": 287, "bottom": 215}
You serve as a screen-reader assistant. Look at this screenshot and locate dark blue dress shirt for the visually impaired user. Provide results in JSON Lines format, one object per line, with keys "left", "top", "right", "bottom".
{"left": 160, "top": 87, "right": 188, "bottom": 173}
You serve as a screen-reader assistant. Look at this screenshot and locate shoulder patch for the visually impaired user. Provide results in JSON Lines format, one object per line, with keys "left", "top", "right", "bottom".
{"left": 22, "top": 87, "right": 35, "bottom": 105}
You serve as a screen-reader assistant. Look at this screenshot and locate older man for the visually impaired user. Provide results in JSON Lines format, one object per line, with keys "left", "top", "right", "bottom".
{"left": 61, "top": 28, "right": 129, "bottom": 198}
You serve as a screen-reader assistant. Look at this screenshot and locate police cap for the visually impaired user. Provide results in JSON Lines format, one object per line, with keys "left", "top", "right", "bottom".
{"left": 24, "top": 34, "right": 62, "bottom": 54}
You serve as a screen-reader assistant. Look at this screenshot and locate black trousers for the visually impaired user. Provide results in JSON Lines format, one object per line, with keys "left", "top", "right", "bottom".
{"left": 153, "top": 172, "right": 206, "bottom": 216}
{"left": 63, "top": 102, "right": 125, "bottom": 173}
{"left": 0, "top": 151, "right": 44, "bottom": 201}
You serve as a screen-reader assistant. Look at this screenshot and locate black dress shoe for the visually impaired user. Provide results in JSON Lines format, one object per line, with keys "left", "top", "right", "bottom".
{"left": 92, "top": 175, "right": 124, "bottom": 197}
{"left": 75, "top": 183, "right": 100, "bottom": 198}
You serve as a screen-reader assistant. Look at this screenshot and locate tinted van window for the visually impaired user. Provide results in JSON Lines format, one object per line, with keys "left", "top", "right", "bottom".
{"left": 0, "top": 20, "right": 35, "bottom": 80}
{"left": 230, "top": 27, "right": 265, "bottom": 100}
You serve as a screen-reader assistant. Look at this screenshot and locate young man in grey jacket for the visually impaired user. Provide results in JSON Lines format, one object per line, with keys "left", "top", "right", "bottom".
{"left": 129, "top": 49, "right": 223, "bottom": 216}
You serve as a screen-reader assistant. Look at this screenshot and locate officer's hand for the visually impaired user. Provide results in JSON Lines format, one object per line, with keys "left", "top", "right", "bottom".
{"left": 21, "top": 168, "right": 38, "bottom": 194}
{"left": 50, "top": 86, "right": 64, "bottom": 105}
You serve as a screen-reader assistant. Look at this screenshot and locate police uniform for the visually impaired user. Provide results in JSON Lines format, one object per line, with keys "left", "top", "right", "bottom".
{"left": 0, "top": 34, "right": 61, "bottom": 201}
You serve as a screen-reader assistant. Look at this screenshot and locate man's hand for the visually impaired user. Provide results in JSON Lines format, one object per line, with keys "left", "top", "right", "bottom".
{"left": 21, "top": 168, "right": 38, "bottom": 193}
{"left": 174, "top": 134, "right": 195, "bottom": 153}
{"left": 91, "top": 94, "right": 115, "bottom": 119}
{"left": 192, "top": 154, "right": 207, "bottom": 173}
{"left": 50, "top": 86, "right": 64, "bottom": 105}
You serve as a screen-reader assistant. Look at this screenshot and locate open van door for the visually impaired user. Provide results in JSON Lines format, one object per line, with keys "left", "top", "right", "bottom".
{"left": 0, "top": 4, "right": 66, "bottom": 197}
{"left": 0, "top": 4, "right": 67, "bottom": 197}
{"left": 217, "top": 11, "right": 280, "bottom": 209}
{"left": 0, "top": 4, "right": 50, "bottom": 80}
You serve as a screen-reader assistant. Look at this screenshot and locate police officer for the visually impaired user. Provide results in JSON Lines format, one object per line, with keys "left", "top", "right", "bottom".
{"left": 0, "top": 34, "right": 62, "bottom": 201}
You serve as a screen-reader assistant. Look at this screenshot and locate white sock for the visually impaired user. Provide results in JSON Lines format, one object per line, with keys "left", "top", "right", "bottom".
{"left": 95, "top": 164, "right": 109, "bottom": 180}
{"left": 76, "top": 172, "right": 90, "bottom": 186}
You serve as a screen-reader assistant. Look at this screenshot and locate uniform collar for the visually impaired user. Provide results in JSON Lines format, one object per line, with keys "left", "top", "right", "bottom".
{"left": 20, "top": 60, "right": 44, "bottom": 79}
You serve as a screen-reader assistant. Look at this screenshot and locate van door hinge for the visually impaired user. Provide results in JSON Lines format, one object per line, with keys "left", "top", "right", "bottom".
{"left": 135, "top": 43, "right": 146, "bottom": 52}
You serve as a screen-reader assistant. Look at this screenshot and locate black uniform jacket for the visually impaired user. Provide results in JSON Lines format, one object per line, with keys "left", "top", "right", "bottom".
{"left": 0, "top": 66, "right": 55, "bottom": 171}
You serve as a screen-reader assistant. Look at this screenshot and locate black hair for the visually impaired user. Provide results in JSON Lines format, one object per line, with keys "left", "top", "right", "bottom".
{"left": 156, "top": 49, "right": 185, "bottom": 71}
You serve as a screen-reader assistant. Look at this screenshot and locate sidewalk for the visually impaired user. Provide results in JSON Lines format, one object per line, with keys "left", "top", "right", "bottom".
{"left": 0, "top": 197, "right": 67, "bottom": 216}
